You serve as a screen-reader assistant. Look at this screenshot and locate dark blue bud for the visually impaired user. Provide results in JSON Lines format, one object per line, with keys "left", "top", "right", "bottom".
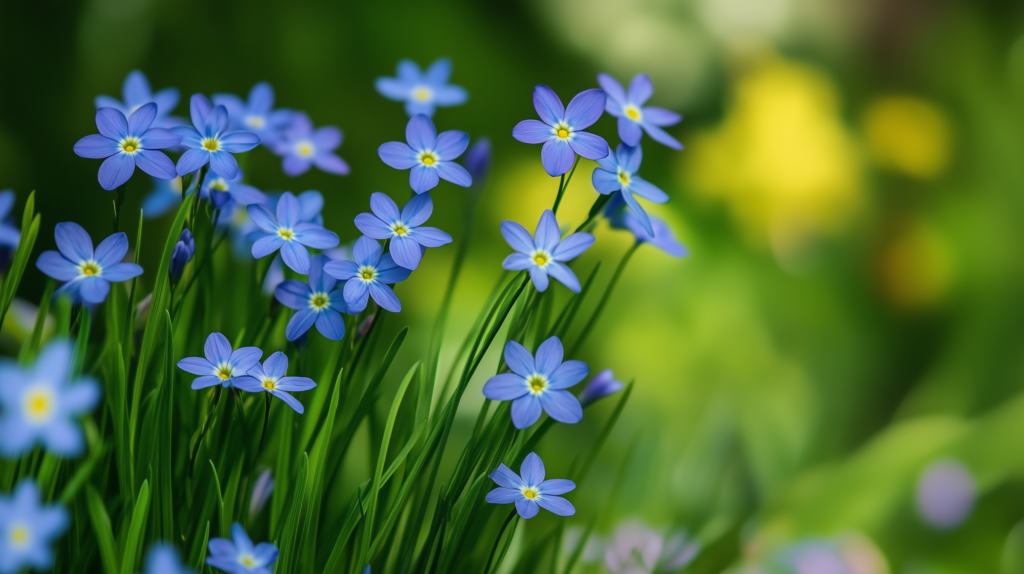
{"left": 169, "top": 229, "right": 195, "bottom": 282}
{"left": 465, "top": 138, "right": 491, "bottom": 189}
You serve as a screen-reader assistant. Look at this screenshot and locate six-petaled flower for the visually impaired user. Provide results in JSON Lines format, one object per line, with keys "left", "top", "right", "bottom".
{"left": 35, "top": 222, "right": 144, "bottom": 304}
{"left": 323, "top": 236, "right": 411, "bottom": 313}
{"left": 274, "top": 254, "right": 350, "bottom": 341}
{"left": 234, "top": 352, "right": 316, "bottom": 414}
{"left": 512, "top": 85, "right": 610, "bottom": 176}
{"left": 95, "top": 70, "right": 183, "bottom": 129}
{"left": 378, "top": 114, "right": 472, "bottom": 193}
{"left": 247, "top": 191, "right": 339, "bottom": 274}
{"left": 272, "top": 112, "right": 349, "bottom": 176}
{"left": 591, "top": 143, "right": 668, "bottom": 235}
{"left": 214, "top": 82, "right": 294, "bottom": 148}
{"left": 598, "top": 72, "right": 683, "bottom": 149}
{"left": 375, "top": 58, "right": 468, "bottom": 117}
{"left": 206, "top": 523, "right": 278, "bottom": 574}
{"left": 176, "top": 332, "right": 262, "bottom": 390}
{"left": 501, "top": 209, "right": 594, "bottom": 292}
{"left": 354, "top": 192, "right": 452, "bottom": 270}
{"left": 485, "top": 452, "right": 576, "bottom": 519}
{"left": 74, "top": 103, "right": 182, "bottom": 190}
{"left": 482, "top": 336, "right": 588, "bottom": 429}
{"left": 173, "top": 94, "right": 261, "bottom": 179}
{"left": 0, "top": 480, "right": 69, "bottom": 574}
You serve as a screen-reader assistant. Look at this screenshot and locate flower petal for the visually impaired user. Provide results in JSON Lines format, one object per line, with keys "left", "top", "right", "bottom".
{"left": 93, "top": 232, "right": 128, "bottom": 267}
{"left": 537, "top": 495, "right": 575, "bottom": 516}
{"left": 534, "top": 337, "right": 564, "bottom": 378}
{"left": 567, "top": 131, "right": 609, "bottom": 161}
{"left": 516, "top": 498, "right": 540, "bottom": 519}
{"left": 314, "top": 310, "right": 346, "bottom": 340}
{"left": 247, "top": 204, "right": 278, "bottom": 233}
{"left": 251, "top": 234, "right": 284, "bottom": 259}
{"left": 95, "top": 108, "right": 129, "bottom": 140}
{"left": 273, "top": 391, "right": 305, "bottom": 413}
{"left": 343, "top": 280, "right": 370, "bottom": 312}
{"left": 375, "top": 77, "right": 411, "bottom": 101}
{"left": 406, "top": 114, "right": 437, "bottom": 151}
{"left": 79, "top": 276, "right": 111, "bottom": 303}
{"left": 564, "top": 88, "right": 606, "bottom": 130}
{"left": 281, "top": 241, "right": 311, "bottom": 274}
{"left": 502, "top": 253, "right": 531, "bottom": 271}
{"left": 98, "top": 153, "right": 136, "bottom": 190}
{"left": 74, "top": 134, "right": 118, "bottom": 159}
{"left": 630, "top": 176, "right": 668, "bottom": 203}
{"left": 628, "top": 73, "right": 654, "bottom": 105}
{"left": 435, "top": 162, "right": 472, "bottom": 187}
{"left": 230, "top": 347, "right": 263, "bottom": 374}
{"left": 534, "top": 210, "right": 561, "bottom": 252}
{"left": 548, "top": 360, "right": 589, "bottom": 389}
{"left": 540, "top": 139, "right": 575, "bottom": 177}
{"left": 324, "top": 259, "right": 359, "bottom": 281}
{"left": 178, "top": 356, "right": 215, "bottom": 376}
{"left": 538, "top": 479, "right": 575, "bottom": 496}
{"left": 275, "top": 376, "right": 317, "bottom": 392}
{"left": 36, "top": 251, "right": 79, "bottom": 281}
{"left": 503, "top": 340, "right": 535, "bottom": 378}
{"left": 641, "top": 122, "right": 683, "bottom": 150}
{"left": 128, "top": 102, "right": 157, "bottom": 134}
{"left": 369, "top": 192, "right": 400, "bottom": 224}
{"left": 620, "top": 188, "right": 654, "bottom": 236}
{"left": 512, "top": 120, "right": 554, "bottom": 145}
{"left": 389, "top": 235, "right": 422, "bottom": 270}
{"left": 134, "top": 150, "right": 177, "bottom": 180}
{"left": 532, "top": 85, "right": 564, "bottom": 125}
{"left": 352, "top": 235, "right": 382, "bottom": 267}
{"left": 55, "top": 222, "right": 94, "bottom": 262}
{"left": 176, "top": 148, "right": 210, "bottom": 176}
{"left": 314, "top": 153, "right": 350, "bottom": 175}
{"left": 368, "top": 282, "right": 401, "bottom": 312}
{"left": 276, "top": 192, "right": 301, "bottom": 228}
{"left": 539, "top": 390, "right": 583, "bottom": 424}
{"left": 294, "top": 223, "right": 339, "bottom": 249}
{"left": 205, "top": 332, "right": 232, "bottom": 365}
{"left": 378, "top": 141, "right": 419, "bottom": 170}
{"left": 529, "top": 266, "right": 549, "bottom": 292}
{"left": 410, "top": 164, "right": 440, "bottom": 193}
{"left": 500, "top": 221, "right": 534, "bottom": 253}
{"left": 425, "top": 57, "right": 453, "bottom": 85}
{"left": 552, "top": 232, "right": 594, "bottom": 261}
{"left": 592, "top": 167, "right": 622, "bottom": 194}
{"left": 433, "top": 84, "right": 468, "bottom": 106}
{"left": 520, "top": 452, "right": 545, "bottom": 485}
{"left": 275, "top": 280, "right": 310, "bottom": 309}
{"left": 408, "top": 227, "right": 451, "bottom": 248}
{"left": 220, "top": 131, "right": 261, "bottom": 153}
{"left": 434, "top": 130, "right": 469, "bottom": 161}
{"left": 285, "top": 308, "right": 318, "bottom": 341}
{"left": 546, "top": 262, "right": 580, "bottom": 292}
{"left": 597, "top": 73, "right": 626, "bottom": 108}
{"left": 101, "top": 262, "right": 142, "bottom": 281}
{"left": 355, "top": 213, "right": 393, "bottom": 240}
{"left": 511, "top": 395, "right": 543, "bottom": 429}
{"left": 619, "top": 117, "right": 643, "bottom": 147}
{"left": 489, "top": 463, "right": 524, "bottom": 489}
{"left": 641, "top": 106, "right": 682, "bottom": 127}
{"left": 140, "top": 128, "right": 182, "bottom": 150}
{"left": 401, "top": 192, "right": 432, "bottom": 226}
{"left": 209, "top": 150, "right": 239, "bottom": 180}
{"left": 482, "top": 373, "right": 528, "bottom": 401}
{"left": 486, "top": 487, "right": 523, "bottom": 504}
{"left": 376, "top": 254, "right": 412, "bottom": 283}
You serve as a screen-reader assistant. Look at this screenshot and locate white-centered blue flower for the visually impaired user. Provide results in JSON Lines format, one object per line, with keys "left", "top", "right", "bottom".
{"left": 605, "top": 193, "right": 688, "bottom": 258}
{"left": 591, "top": 143, "right": 668, "bottom": 235}
{"left": 323, "top": 236, "right": 412, "bottom": 313}
{"left": 378, "top": 115, "right": 472, "bottom": 194}
{"left": 173, "top": 94, "right": 261, "bottom": 179}
{"left": 35, "top": 222, "right": 144, "bottom": 305}
{"left": 233, "top": 352, "right": 316, "bottom": 414}
{"left": 500, "top": 209, "right": 594, "bottom": 293}
{"left": 176, "top": 332, "right": 263, "bottom": 390}
{"left": 598, "top": 72, "right": 684, "bottom": 150}
{"left": 354, "top": 192, "right": 452, "bottom": 270}
{"left": 206, "top": 523, "right": 278, "bottom": 574}
{"left": 274, "top": 255, "right": 351, "bottom": 342}
{"left": 485, "top": 452, "right": 576, "bottom": 519}
{"left": 0, "top": 480, "right": 68, "bottom": 573}
{"left": 141, "top": 544, "right": 196, "bottom": 574}
{"left": 247, "top": 191, "right": 339, "bottom": 274}
{"left": 375, "top": 58, "right": 468, "bottom": 117}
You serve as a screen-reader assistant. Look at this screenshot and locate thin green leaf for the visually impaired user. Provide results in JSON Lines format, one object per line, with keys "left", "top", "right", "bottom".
{"left": 209, "top": 460, "right": 226, "bottom": 539}
{"left": 85, "top": 485, "right": 119, "bottom": 574}
{"left": 299, "top": 368, "right": 344, "bottom": 573}
{"left": 277, "top": 452, "right": 309, "bottom": 574}
{"left": 120, "top": 480, "right": 151, "bottom": 574}
{"left": 18, "top": 279, "right": 54, "bottom": 363}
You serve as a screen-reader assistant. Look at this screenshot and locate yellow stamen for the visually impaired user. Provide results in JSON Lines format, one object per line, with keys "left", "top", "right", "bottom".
{"left": 359, "top": 266, "right": 376, "bottom": 281}
{"left": 124, "top": 145, "right": 135, "bottom": 152}
{"left": 532, "top": 252, "right": 549, "bottom": 267}
{"left": 121, "top": 137, "right": 141, "bottom": 154}
{"left": 239, "top": 554, "right": 257, "bottom": 568}
{"left": 310, "top": 293, "right": 329, "bottom": 309}
{"left": 392, "top": 224, "right": 409, "bottom": 236}
{"left": 413, "top": 87, "right": 432, "bottom": 101}
{"left": 625, "top": 105, "right": 641, "bottom": 121}
{"left": 23, "top": 387, "right": 54, "bottom": 422}
{"left": 278, "top": 228, "right": 294, "bottom": 240}
{"left": 79, "top": 261, "right": 101, "bottom": 277}
{"left": 618, "top": 171, "right": 630, "bottom": 185}
{"left": 527, "top": 375, "right": 547, "bottom": 394}
{"left": 217, "top": 366, "right": 232, "bottom": 380}
{"left": 557, "top": 129, "right": 568, "bottom": 138}
{"left": 522, "top": 487, "right": 539, "bottom": 500}
{"left": 9, "top": 524, "right": 29, "bottom": 547}
{"left": 261, "top": 379, "right": 276, "bottom": 391}
{"left": 297, "top": 142, "right": 314, "bottom": 157}
{"left": 202, "top": 138, "right": 219, "bottom": 152}
{"left": 210, "top": 179, "right": 229, "bottom": 191}
{"left": 246, "top": 115, "right": 266, "bottom": 129}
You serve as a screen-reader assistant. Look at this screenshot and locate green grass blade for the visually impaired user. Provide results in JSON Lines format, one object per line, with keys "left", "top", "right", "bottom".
{"left": 209, "top": 460, "right": 226, "bottom": 538}
{"left": 0, "top": 191, "right": 40, "bottom": 333}
{"left": 120, "top": 480, "right": 151, "bottom": 574}
{"left": 277, "top": 452, "right": 309, "bottom": 574}
{"left": 299, "top": 368, "right": 343, "bottom": 573}
{"left": 85, "top": 485, "right": 120, "bottom": 574}
{"left": 159, "top": 310, "right": 175, "bottom": 540}
{"left": 194, "top": 521, "right": 210, "bottom": 571}
{"left": 58, "top": 443, "right": 108, "bottom": 505}
{"left": 18, "top": 278, "right": 54, "bottom": 363}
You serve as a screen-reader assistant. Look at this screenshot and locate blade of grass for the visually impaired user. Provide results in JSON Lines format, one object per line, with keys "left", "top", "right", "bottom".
{"left": 120, "top": 480, "right": 151, "bottom": 574}
{"left": 85, "top": 484, "right": 119, "bottom": 574}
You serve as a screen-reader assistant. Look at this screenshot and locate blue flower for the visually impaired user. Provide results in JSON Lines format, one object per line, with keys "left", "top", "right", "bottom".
{"left": 577, "top": 368, "right": 624, "bottom": 407}
{"left": 35, "top": 222, "right": 144, "bottom": 304}
{"left": 375, "top": 58, "right": 468, "bottom": 117}
{"left": 272, "top": 112, "right": 349, "bottom": 176}
{"left": 512, "top": 86, "right": 609, "bottom": 176}
{"left": 591, "top": 144, "right": 668, "bottom": 235}
{"left": 0, "top": 480, "right": 69, "bottom": 573}
{"left": 201, "top": 168, "right": 267, "bottom": 210}
{"left": 274, "top": 255, "right": 350, "bottom": 341}
{"left": 173, "top": 94, "right": 261, "bottom": 179}
{"left": 141, "top": 544, "right": 196, "bottom": 574}
{"left": 323, "top": 236, "right": 411, "bottom": 313}
{"left": 95, "top": 70, "right": 182, "bottom": 129}
{"left": 259, "top": 191, "right": 326, "bottom": 293}
{"left": 464, "top": 138, "right": 491, "bottom": 189}
{"left": 482, "top": 336, "right": 587, "bottom": 429}
{"left": 234, "top": 352, "right": 316, "bottom": 414}
{"left": 169, "top": 229, "right": 195, "bottom": 283}
{"left": 74, "top": 103, "right": 182, "bottom": 190}
{"left": 485, "top": 452, "right": 576, "bottom": 519}
{"left": 501, "top": 210, "right": 594, "bottom": 293}
{"left": 0, "top": 190, "right": 20, "bottom": 249}
{"left": 598, "top": 73, "right": 683, "bottom": 150}
{"left": 0, "top": 340, "right": 100, "bottom": 458}
{"left": 176, "top": 332, "right": 262, "bottom": 390}
{"left": 207, "top": 523, "right": 278, "bottom": 574}
{"left": 354, "top": 192, "right": 452, "bottom": 270}
{"left": 605, "top": 193, "right": 688, "bottom": 258}
{"left": 247, "top": 191, "right": 339, "bottom": 274}
{"left": 378, "top": 115, "right": 472, "bottom": 194}
{"left": 141, "top": 176, "right": 198, "bottom": 219}
{"left": 213, "top": 82, "right": 293, "bottom": 148}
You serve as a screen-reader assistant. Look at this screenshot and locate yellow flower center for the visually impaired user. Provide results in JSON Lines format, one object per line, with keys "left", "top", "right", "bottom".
{"left": 245, "top": 115, "right": 265, "bottom": 129}
{"left": 310, "top": 292, "right": 329, "bottom": 310}
{"left": 120, "top": 137, "right": 141, "bottom": 154}
{"left": 392, "top": 223, "right": 409, "bottom": 236}
{"left": 23, "top": 387, "right": 54, "bottom": 423}
{"left": 413, "top": 86, "right": 433, "bottom": 102}
{"left": 521, "top": 487, "right": 539, "bottom": 500}
{"left": 79, "top": 260, "right": 101, "bottom": 276}
{"left": 216, "top": 365, "right": 233, "bottom": 380}
{"left": 531, "top": 251, "right": 550, "bottom": 267}
{"left": 278, "top": 228, "right": 295, "bottom": 240}
{"left": 359, "top": 266, "right": 377, "bottom": 282}
{"left": 625, "top": 105, "right": 642, "bottom": 121}
{"left": 557, "top": 129, "right": 568, "bottom": 138}
{"left": 618, "top": 170, "right": 631, "bottom": 186}
{"left": 419, "top": 152, "right": 438, "bottom": 166}
{"left": 8, "top": 524, "right": 30, "bottom": 548}
{"left": 261, "top": 378, "right": 276, "bottom": 391}
{"left": 202, "top": 138, "right": 219, "bottom": 152}
{"left": 527, "top": 374, "right": 548, "bottom": 394}
{"left": 238, "top": 554, "right": 257, "bottom": 568}
{"left": 297, "top": 142, "right": 315, "bottom": 157}
{"left": 209, "top": 179, "right": 229, "bottom": 192}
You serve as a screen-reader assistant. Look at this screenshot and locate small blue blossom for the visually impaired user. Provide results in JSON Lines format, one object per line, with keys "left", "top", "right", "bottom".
{"left": 323, "top": 236, "right": 411, "bottom": 313}
{"left": 95, "top": 70, "right": 182, "bottom": 129}
{"left": 0, "top": 190, "right": 20, "bottom": 249}
{"left": 375, "top": 58, "right": 468, "bottom": 117}
{"left": 141, "top": 176, "right": 198, "bottom": 219}
{"left": 74, "top": 103, "right": 182, "bottom": 190}
{"left": 272, "top": 112, "right": 349, "bottom": 176}
{"left": 485, "top": 452, "right": 576, "bottom": 519}
{"left": 464, "top": 138, "right": 491, "bottom": 189}
{"left": 354, "top": 192, "right": 452, "bottom": 270}
{"left": 577, "top": 368, "right": 624, "bottom": 407}
{"left": 598, "top": 73, "right": 683, "bottom": 150}
{"left": 512, "top": 86, "right": 609, "bottom": 176}
{"left": 207, "top": 523, "right": 278, "bottom": 574}
{"left": 274, "top": 254, "right": 350, "bottom": 342}
{"left": 213, "top": 82, "right": 293, "bottom": 148}
{"left": 605, "top": 193, "right": 688, "bottom": 258}
{"left": 176, "top": 332, "right": 262, "bottom": 390}
{"left": 247, "top": 191, "right": 339, "bottom": 274}
{"left": 234, "top": 352, "right": 316, "bottom": 414}
{"left": 592, "top": 144, "right": 668, "bottom": 235}
{"left": 173, "top": 94, "right": 261, "bottom": 179}
{"left": 483, "top": 336, "right": 587, "bottom": 428}
{"left": 35, "top": 222, "right": 144, "bottom": 304}
{"left": 0, "top": 340, "right": 100, "bottom": 458}
{"left": 201, "top": 168, "right": 267, "bottom": 210}
{"left": 259, "top": 191, "right": 325, "bottom": 294}
{"left": 141, "top": 544, "right": 196, "bottom": 574}
{"left": 378, "top": 115, "right": 472, "bottom": 194}
{"left": 169, "top": 229, "right": 195, "bottom": 283}
{"left": 0, "top": 480, "right": 69, "bottom": 573}
{"left": 501, "top": 210, "right": 594, "bottom": 293}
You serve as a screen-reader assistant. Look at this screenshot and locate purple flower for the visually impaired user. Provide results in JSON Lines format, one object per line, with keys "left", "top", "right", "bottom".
{"left": 274, "top": 255, "right": 350, "bottom": 341}
{"left": 74, "top": 103, "right": 182, "bottom": 190}
{"left": 176, "top": 332, "right": 262, "bottom": 390}
{"left": 213, "top": 82, "right": 293, "bottom": 148}
{"left": 35, "top": 223, "right": 144, "bottom": 304}
{"left": 375, "top": 58, "right": 468, "bottom": 117}
{"left": 485, "top": 452, "right": 576, "bottom": 519}
{"left": 501, "top": 209, "right": 594, "bottom": 292}
{"left": 247, "top": 192, "right": 339, "bottom": 274}
{"left": 378, "top": 115, "right": 472, "bottom": 194}
{"left": 354, "top": 192, "right": 452, "bottom": 270}
{"left": 577, "top": 369, "right": 624, "bottom": 407}
{"left": 916, "top": 459, "right": 976, "bottom": 530}
{"left": 605, "top": 194, "right": 688, "bottom": 258}
{"left": 592, "top": 144, "right": 668, "bottom": 235}
{"left": 323, "top": 236, "right": 411, "bottom": 313}
{"left": 95, "top": 70, "right": 182, "bottom": 129}
{"left": 598, "top": 73, "right": 683, "bottom": 150}
{"left": 234, "top": 352, "right": 316, "bottom": 414}
{"left": 273, "top": 112, "right": 349, "bottom": 177}
{"left": 207, "top": 523, "right": 278, "bottom": 574}
{"left": 172, "top": 94, "right": 261, "bottom": 179}
{"left": 512, "top": 86, "right": 609, "bottom": 176}
{"left": 482, "top": 336, "right": 588, "bottom": 429}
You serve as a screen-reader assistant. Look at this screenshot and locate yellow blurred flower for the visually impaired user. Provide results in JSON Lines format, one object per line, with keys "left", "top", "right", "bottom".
{"left": 686, "top": 57, "right": 862, "bottom": 247}
{"left": 863, "top": 96, "right": 951, "bottom": 179}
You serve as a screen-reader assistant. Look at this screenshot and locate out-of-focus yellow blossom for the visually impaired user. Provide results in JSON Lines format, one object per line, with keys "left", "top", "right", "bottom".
{"left": 863, "top": 96, "right": 951, "bottom": 179}
{"left": 877, "top": 218, "right": 954, "bottom": 310}
{"left": 686, "top": 57, "right": 862, "bottom": 248}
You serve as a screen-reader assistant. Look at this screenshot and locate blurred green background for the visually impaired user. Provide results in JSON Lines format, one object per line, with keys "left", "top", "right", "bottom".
{"left": 4, "top": 0, "right": 1024, "bottom": 572}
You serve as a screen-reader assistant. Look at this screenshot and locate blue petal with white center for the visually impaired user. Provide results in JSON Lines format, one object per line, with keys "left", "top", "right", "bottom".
{"left": 271, "top": 112, "right": 349, "bottom": 177}
{"left": 233, "top": 352, "right": 316, "bottom": 414}
{"left": 273, "top": 255, "right": 350, "bottom": 342}
{"left": 74, "top": 103, "right": 183, "bottom": 190}
{"left": 0, "top": 480, "right": 69, "bottom": 573}
{"left": 172, "top": 94, "right": 261, "bottom": 179}
{"left": 591, "top": 143, "right": 669, "bottom": 235}
{"left": 247, "top": 192, "right": 339, "bottom": 274}
{"left": 206, "top": 523, "right": 278, "bottom": 574}
{"left": 378, "top": 115, "right": 472, "bottom": 194}
{"left": 353, "top": 192, "right": 452, "bottom": 270}
{"left": 322, "top": 236, "right": 411, "bottom": 313}
{"left": 375, "top": 57, "right": 468, "bottom": 117}
{"left": 512, "top": 85, "right": 610, "bottom": 176}
{"left": 500, "top": 210, "right": 594, "bottom": 293}
{"left": 485, "top": 452, "right": 576, "bottom": 519}
{"left": 598, "top": 72, "right": 684, "bottom": 150}
{"left": 176, "top": 332, "right": 263, "bottom": 390}
{"left": 35, "top": 222, "right": 143, "bottom": 304}
{"left": 94, "top": 70, "right": 184, "bottom": 129}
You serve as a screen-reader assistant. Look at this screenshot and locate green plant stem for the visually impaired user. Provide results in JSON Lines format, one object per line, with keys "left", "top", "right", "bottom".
{"left": 188, "top": 166, "right": 208, "bottom": 233}
{"left": 483, "top": 510, "right": 518, "bottom": 574}
{"left": 551, "top": 156, "right": 581, "bottom": 214}
{"left": 112, "top": 184, "right": 126, "bottom": 232}
{"left": 569, "top": 242, "right": 639, "bottom": 356}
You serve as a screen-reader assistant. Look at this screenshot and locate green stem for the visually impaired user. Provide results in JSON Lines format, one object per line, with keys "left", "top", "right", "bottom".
{"left": 188, "top": 166, "right": 208, "bottom": 233}
{"left": 483, "top": 510, "right": 518, "bottom": 574}
{"left": 569, "top": 242, "right": 639, "bottom": 356}
{"left": 551, "top": 156, "right": 580, "bottom": 214}
{"left": 112, "top": 185, "right": 126, "bottom": 232}
{"left": 574, "top": 193, "right": 611, "bottom": 233}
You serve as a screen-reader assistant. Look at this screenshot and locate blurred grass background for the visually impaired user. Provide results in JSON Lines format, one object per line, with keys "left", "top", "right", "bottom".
{"left": 5, "top": 0, "right": 1024, "bottom": 572}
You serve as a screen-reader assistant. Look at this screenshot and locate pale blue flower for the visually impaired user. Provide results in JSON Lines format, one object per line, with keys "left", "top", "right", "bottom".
{"left": 378, "top": 115, "right": 472, "bottom": 193}
{"left": 375, "top": 58, "right": 467, "bottom": 117}
{"left": 592, "top": 144, "right": 668, "bottom": 235}
{"left": 207, "top": 523, "right": 278, "bottom": 574}
{"left": 233, "top": 352, "right": 316, "bottom": 414}
{"left": 501, "top": 210, "right": 594, "bottom": 292}
{"left": 354, "top": 192, "right": 451, "bottom": 270}
{"left": 95, "top": 70, "right": 183, "bottom": 129}
{"left": 323, "top": 236, "right": 411, "bottom": 313}
{"left": 486, "top": 452, "right": 576, "bottom": 519}
{"left": 247, "top": 192, "right": 339, "bottom": 274}
{"left": 176, "top": 332, "right": 262, "bottom": 390}
{"left": 598, "top": 73, "right": 683, "bottom": 149}
{"left": 141, "top": 544, "right": 196, "bottom": 574}
{"left": 35, "top": 222, "right": 144, "bottom": 304}
{"left": 0, "top": 480, "right": 68, "bottom": 574}
{"left": 274, "top": 255, "right": 350, "bottom": 342}
{"left": 577, "top": 369, "right": 624, "bottom": 407}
